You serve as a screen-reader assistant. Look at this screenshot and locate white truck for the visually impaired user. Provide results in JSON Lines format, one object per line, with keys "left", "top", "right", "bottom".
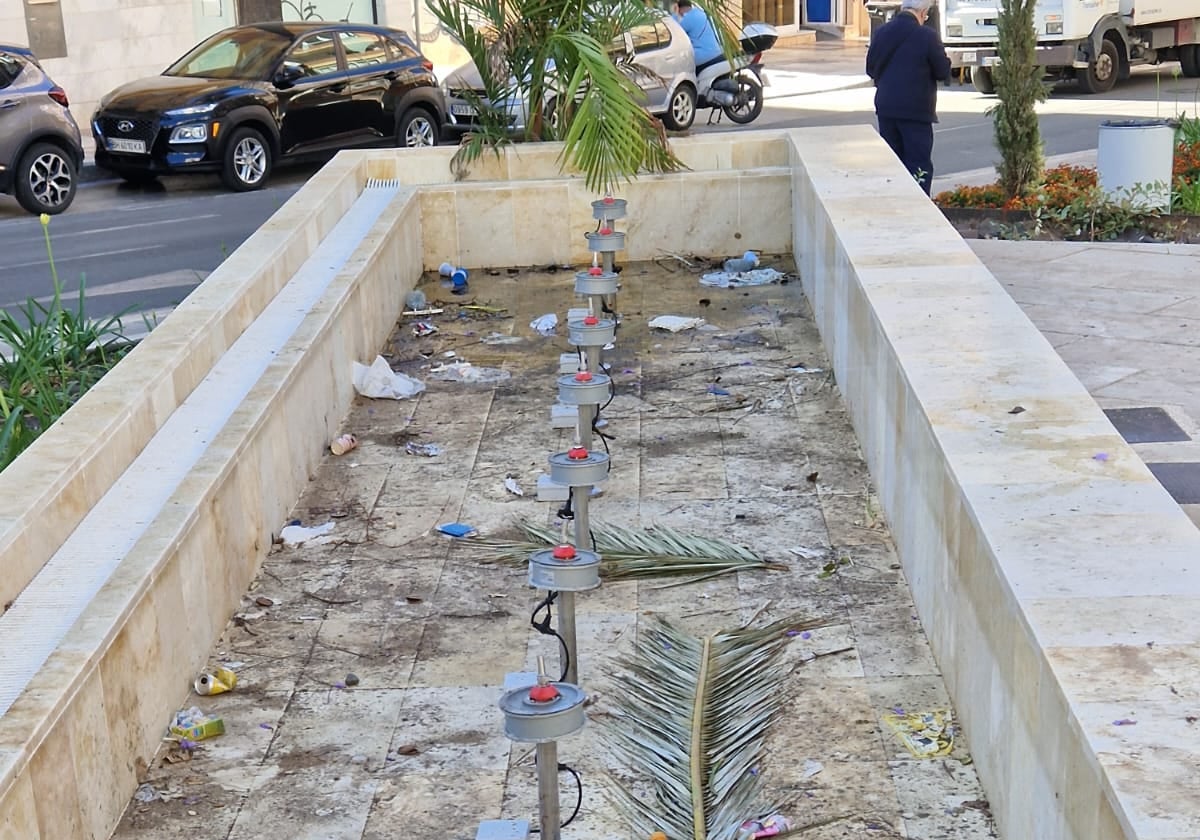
{"left": 941, "top": 0, "right": 1200, "bottom": 93}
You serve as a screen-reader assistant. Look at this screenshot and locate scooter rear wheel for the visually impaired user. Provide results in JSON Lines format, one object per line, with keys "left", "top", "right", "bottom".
{"left": 722, "top": 75, "right": 763, "bottom": 124}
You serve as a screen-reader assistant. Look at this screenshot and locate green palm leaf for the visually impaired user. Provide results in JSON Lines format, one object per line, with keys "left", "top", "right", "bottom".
{"left": 604, "top": 614, "right": 833, "bottom": 840}
{"left": 468, "top": 519, "right": 788, "bottom": 583}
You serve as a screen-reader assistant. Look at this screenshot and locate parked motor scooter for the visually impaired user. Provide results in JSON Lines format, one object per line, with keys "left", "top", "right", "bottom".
{"left": 696, "top": 22, "right": 778, "bottom": 124}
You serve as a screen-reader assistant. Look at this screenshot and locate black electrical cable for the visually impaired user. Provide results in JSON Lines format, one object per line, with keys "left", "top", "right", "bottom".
{"left": 559, "top": 763, "right": 583, "bottom": 827}
{"left": 526, "top": 763, "right": 584, "bottom": 833}
{"left": 529, "top": 591, "right": 571, "bottom": 682}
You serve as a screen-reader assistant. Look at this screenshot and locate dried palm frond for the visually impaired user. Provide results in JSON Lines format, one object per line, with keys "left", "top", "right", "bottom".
{"left": 603, "top": 614, "right": 833, "bottom": 840}
{"left": 468, "top": 519, "right": 788, "bottom": 583}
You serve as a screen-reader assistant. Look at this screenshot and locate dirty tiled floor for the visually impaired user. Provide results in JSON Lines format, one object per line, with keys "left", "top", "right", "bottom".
{"left": 112, "top": 259, "right": 998, "bottom": 840}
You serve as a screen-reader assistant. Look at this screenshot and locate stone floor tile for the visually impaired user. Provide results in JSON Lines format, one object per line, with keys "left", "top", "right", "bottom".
{"left": 891, "top": 759, "right": 999, "bottom": 839}
{"left": 851, "top": 603, "right": 941, "bottom": 679}
{"left": 363, "top": 770, "right": 507, "bottom": 840}
{"left": 386, "top": 686, "right": 513, "bottom": 774}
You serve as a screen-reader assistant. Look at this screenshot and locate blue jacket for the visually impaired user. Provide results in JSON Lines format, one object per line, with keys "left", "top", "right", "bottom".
{"left": 675, "top": 6, "right": 723, "bottom": 66}
{"left": 866, "top": 11, "right": 951, "bottom": 123}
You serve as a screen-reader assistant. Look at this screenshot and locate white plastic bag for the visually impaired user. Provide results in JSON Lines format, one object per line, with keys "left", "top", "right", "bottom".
{"left": 352, "top": 356, "right": 425, "bottom": 400}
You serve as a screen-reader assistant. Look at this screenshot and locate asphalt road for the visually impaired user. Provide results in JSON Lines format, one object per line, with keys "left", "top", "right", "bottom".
{"left": 0, "top": 172, "right": 308, "bottom": 327}
{"left": 0, "top": 62, "right": 1187, "bottom": 327}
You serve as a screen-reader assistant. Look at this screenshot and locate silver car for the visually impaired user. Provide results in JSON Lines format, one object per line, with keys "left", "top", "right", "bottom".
{"left": 0, "top": 45, "right": 83, "bottom": 215}
{"left": 444, "top": 12, "right": 700, "bottom": 134}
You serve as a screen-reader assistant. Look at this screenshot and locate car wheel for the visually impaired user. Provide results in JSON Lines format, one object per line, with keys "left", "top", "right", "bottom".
{"left": 14, "top": 142, "right": 77, "bottom": 215}
{"left": 971, "top": 66, "right": 996, "bottom": 95}
{"left": 1079, "top": 37, "right": 1119, "bottom": 94}
{"left": 662, "top": 84, "right": 696, "bottom": 131}
{"left": 397, "top": 107, "right": 438, "bottom": 148}
{"left": 722, "top": 76, "right": 763, "bottom": 125}
{"left": 221, "top": 127, "right": 272, "bottom": 191}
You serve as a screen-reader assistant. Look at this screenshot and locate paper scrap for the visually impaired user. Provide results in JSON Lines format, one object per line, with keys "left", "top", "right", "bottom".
{"left": 649, "top": 315, "right": 706, "bottom": 332}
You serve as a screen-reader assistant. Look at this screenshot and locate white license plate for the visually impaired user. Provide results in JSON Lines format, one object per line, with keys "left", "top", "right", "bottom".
{"left": 961, "top": 50, "right": 977, "bottom": 63}
{"left": 450, "top": 103, "right": 477, "bottom": 117}
{"left": 107, "top": 137, "right": 147, "bottom": 154}
{"left": 983, "top": 55, "right": 1001, "bottom": 66}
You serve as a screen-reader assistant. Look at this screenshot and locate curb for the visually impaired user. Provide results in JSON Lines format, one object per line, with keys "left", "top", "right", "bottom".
{"left": 79, "top": 162, "right": 117, "bottom": 186}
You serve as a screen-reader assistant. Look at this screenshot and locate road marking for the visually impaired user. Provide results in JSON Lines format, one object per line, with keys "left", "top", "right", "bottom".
{"left": 0, "top": 244, "right": 166, "bottom": 271}
{"left": 0, "top": 269, "right": 208, "bottom": 308}
{"left": 47, "top": 215, "right": 220, "bottom": 239}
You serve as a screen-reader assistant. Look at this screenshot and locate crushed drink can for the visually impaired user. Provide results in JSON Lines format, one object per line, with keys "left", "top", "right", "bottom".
{"left": 194, "top": 666, "right": 237, "bottom": 696}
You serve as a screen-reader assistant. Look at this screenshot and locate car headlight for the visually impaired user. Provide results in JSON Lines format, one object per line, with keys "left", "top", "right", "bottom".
{"left": 947, "top": 24, "right": 963, "bottom": 37}
{"left": 165, "top": 103, "right": 218, "bottom": 117}
{"left": 169, "top": 123, "right": 209, "bottom": 143}
{"left": 1046, "top": 21, "right": 1063, "bottom": 34}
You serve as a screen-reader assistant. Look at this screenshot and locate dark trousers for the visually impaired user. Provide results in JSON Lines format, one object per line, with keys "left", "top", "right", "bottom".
{"left": 877, "top": 116, "right": 934, "bottom": 195}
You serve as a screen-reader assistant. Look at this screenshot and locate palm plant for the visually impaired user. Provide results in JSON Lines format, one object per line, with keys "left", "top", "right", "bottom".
{"left": 470, "top": 519, "right": 788, "bottom": 583}
{"left": 426, "top": 0, "right": 738, "bottom": 193}
{"left": 604, "top": 614, "right": 833, "bottom": 840}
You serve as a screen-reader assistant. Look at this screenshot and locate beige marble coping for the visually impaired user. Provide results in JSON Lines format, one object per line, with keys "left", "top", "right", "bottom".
{"left": 792, "top": 124, "right": 1200, "bottom": 840}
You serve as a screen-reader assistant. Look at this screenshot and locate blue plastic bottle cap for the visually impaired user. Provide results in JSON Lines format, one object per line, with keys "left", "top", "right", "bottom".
{"left": 452, "top": 268, "right": 469, "bottom": 286}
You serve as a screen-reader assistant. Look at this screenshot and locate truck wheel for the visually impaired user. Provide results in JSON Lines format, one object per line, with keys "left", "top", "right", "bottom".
{"left": 1079, "top": 38, "right": 1119, "bottom": 94}
{"left": 972, "top": 67, "right": 995, "bottom": 95}
{"left": 1181, "top": 44, "right": 1200, "bottom": 78}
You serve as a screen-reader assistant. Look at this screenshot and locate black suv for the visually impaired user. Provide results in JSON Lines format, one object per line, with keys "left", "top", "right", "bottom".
{"left": 92, "top": 22, "right": 445, "bottom": 191}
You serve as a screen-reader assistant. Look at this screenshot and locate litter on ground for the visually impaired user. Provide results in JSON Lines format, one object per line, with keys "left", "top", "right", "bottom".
{"left": 352, "top": 355, "right": 425, "bottom": 399}
{"left": 649, "top": 315, "right": 706, "bottom": 332}
{"left": 883, "top": 710, "right": 955, "bottom": 758}
{"left": 279, "top": 521, "right": 335, "bottom": 546}
{"left": 428, "top": 361, "right": 511, "bottom": 384}
{"left": 530, "top": 313, "right": 558, "bottom": 336}
{"left": 700, "top": 268, "right": 785, "bottom": 288}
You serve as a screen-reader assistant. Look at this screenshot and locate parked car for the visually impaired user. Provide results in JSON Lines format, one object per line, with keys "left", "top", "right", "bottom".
{"left": 92, "top": 22, "right": 445, "bottom": 191}
{"left": 0, "top": 44, "right": 83, "bottom": 215}
{"left": 443, "top": 11, "right": 699, "bottom": 134}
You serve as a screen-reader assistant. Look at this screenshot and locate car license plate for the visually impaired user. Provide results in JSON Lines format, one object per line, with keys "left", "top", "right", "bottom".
{"left": 983, "top": 55, "right": 1001, "bottom": 66}
{"left": 450, "top": 103, "right": 477, "bottom": 117}
{"left": 107, "top": 137, "right": 147, "bottom": 154}
{"left": 961, "top": 50, "right": 977, "bottom": 64}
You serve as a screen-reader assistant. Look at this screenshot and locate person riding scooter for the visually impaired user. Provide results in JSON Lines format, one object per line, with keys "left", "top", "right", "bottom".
{"left": 672, "top": 0, "right": 723, "bottom": 68}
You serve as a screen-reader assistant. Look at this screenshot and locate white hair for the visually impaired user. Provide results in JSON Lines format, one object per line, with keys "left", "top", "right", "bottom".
{"left": 901, "top": 0, "right": 933, "bottom": 10}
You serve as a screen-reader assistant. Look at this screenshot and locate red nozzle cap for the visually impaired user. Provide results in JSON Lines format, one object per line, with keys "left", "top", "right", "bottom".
{"left": 603, "top": 196, "right": 615, "bottom": 204}
{"left": 552, "top": 544, "right": 577, "bottom": 560}
{"left": 574, "top": 371, "right": 593, "bottom": 382}
{"left": 600, "top": 227, "right": 613, "bottom": 235}
{"left": 529, "top": 683, "right": 560, "bottom": 702}
{"left": 567, "top": 446, "right": 589, "bottom": 460}
{"left": 589, "top": 266, "right": 603, "bottom": 275}
{"left": 583, "top": 315, "right": 599, "bottom": 325}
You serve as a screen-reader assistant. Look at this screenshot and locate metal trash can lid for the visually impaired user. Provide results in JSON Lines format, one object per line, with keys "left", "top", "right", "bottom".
{"left": 1101, "top": 118, "right": 1173, "bottom": 128}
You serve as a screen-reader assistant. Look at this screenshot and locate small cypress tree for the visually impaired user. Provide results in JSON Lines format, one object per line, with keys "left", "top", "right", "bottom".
{"left": 989, "top": 0, "right": 1047, "bottom": 199}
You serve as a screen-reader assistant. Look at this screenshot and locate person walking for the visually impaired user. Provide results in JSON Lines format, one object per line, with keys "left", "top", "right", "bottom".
{"left": 865, "top": 0, "right": 951, "bottom": 195}
{"left": 672, "top": 0, "right": 723, "bottom": 68}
